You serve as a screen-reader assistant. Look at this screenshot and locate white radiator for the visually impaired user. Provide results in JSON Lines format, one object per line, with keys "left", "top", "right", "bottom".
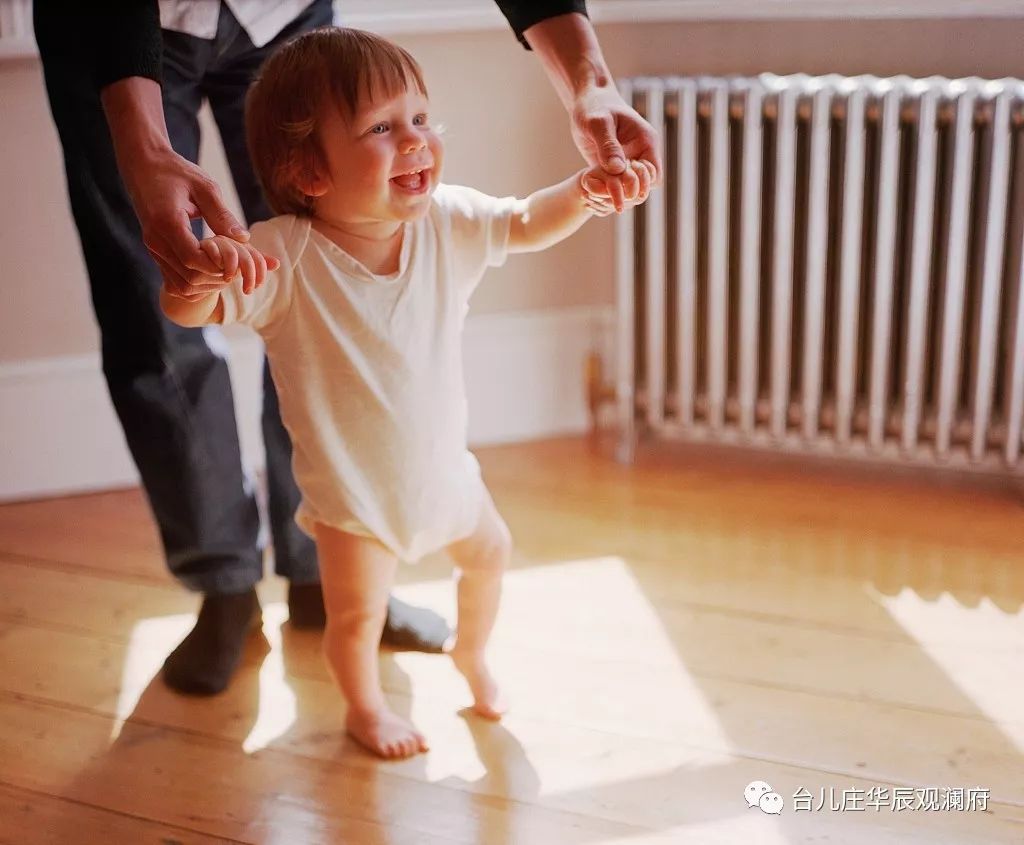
{"left": 616, "top": 73, "right": 1024, "bottom": 472}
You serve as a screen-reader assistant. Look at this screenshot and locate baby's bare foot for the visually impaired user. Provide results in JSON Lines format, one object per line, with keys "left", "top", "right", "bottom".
{"left": 450, "top": 648, "right": 507, "bottom": 720}
{"left": 345, "top": 707, "right": 429, "bottom": 759}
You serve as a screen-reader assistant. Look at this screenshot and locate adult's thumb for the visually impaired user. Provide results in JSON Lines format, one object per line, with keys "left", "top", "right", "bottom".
{"left": 593, "top": 117, "right": 627, "bottom": 174}
{"left": 195, "top": 180, "right": 249, "bottom": 242}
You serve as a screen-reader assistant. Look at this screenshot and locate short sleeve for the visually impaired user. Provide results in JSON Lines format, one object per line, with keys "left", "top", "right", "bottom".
{"left": 218, "top": 215, "right": 309, "bottom": 334}
{"left": 432, "top": 184, "right": 516, "bottom": 299}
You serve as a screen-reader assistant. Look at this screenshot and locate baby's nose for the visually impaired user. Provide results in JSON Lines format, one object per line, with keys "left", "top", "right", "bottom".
{"left": 400, "top": 135, "right": 427, "bottom": 154}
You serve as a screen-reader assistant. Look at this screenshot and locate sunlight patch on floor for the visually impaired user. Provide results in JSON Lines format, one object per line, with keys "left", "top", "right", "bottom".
{"left": 243, "top": 600, "right": 298, "bottom": 753}
{"left": 874, "top": 587, "right": 1024, "bottom": 744}
{"left": 393, "top": 554, "right": 735, "bottom": 754}
{"left": 111, "top": 600, "right": 299, "bottom": 752}
{"left": 110, "top": 612, "right": 194, "bottom": 742}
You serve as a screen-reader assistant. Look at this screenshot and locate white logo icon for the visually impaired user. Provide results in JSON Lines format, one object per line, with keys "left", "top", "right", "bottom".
{"left": 745, "top": 781, "right": 784, "bottom": 814}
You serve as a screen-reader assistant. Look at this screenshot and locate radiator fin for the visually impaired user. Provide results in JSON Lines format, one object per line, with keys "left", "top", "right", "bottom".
{"left": 620, "top": 74, "right": 1024, "bottom": 471}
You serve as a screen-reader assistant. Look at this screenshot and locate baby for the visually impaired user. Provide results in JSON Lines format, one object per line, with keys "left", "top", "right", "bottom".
{"left": 160, "top": 27, "right": 653, "bottom": 759}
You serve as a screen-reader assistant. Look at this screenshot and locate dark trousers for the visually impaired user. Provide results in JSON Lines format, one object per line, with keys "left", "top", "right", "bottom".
{"left": 35, "top": 0, "right": 333, "bottom": 594}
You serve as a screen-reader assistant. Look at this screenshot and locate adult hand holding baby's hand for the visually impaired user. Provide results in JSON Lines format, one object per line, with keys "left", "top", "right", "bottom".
{"left": 123, "top": 146, "right": 282, "bottom": 298}
{"left": 162, "top": 235, "right": 279, "bottom": 301}
{"left": 99, "top": 78, "right": 282, "bottom": 299}
{"left": 199, "top": 235, "right": 280, "bottom": 296}
{"left": 579, "top": 159, "right": 656, "bottom": 217}
{"left": 571, "top": 84, "right": 662, "bottom": 212}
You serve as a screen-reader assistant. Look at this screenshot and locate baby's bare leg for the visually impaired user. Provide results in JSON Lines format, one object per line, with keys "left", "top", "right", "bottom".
{"left": 315, "top": 524, "right": 428, "bottom": 759}
{"left": 446, "top": 490, "right": 511, "bottom": 719}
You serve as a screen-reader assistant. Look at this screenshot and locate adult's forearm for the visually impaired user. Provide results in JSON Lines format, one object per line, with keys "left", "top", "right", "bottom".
{"left": 522, "top": 12, "right": 614, "bottom": 110}
{"left": 101, "top": 78, "right": 174, "bottom": 170}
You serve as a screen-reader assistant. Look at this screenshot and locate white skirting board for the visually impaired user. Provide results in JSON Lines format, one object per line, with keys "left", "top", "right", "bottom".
{"left": 0, "top": 306, "right": 614, "bottom": 502}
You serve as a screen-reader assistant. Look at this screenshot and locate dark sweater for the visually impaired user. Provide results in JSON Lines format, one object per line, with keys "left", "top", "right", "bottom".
{"left": 33, "top": 0, "right": 163, "bottom": 88}
{"left": 33, "top": 0, "right": 589, "bottom": 88}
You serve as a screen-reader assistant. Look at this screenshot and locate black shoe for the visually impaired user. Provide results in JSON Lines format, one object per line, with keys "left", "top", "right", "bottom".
{"left": 288, "top": 581, "right": 327, "bottom": 629}
{"left": 162, "top": 589, "right": 261, "bottom": 696}
{"left": 381, "top": 596, "right": 452, "bottom": 653}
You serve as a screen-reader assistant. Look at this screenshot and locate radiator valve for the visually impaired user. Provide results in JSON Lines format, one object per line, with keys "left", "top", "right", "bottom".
{"left": 585, "top": 351, "right": 616, "bottom": 433}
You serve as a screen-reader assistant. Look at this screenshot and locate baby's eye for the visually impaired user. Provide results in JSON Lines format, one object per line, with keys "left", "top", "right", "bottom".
{"left": 369, "top": 122, "right": 388, "bottom": 135}
{"left": 413, "top": 114, "right": 428, "bottom": 126}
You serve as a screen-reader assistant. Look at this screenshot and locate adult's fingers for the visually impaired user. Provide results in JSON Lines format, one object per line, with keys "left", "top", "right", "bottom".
{"left": 171, "top": 289, "right": 218, "bottom": 303}
{"left": 146, "top": 211, "right": 221, "bottom": 278}
{"left": 153, "top": 254, "right": 192, "bottom": 298}
{"left": 586, "top": 113, "right": 627, "bottom": 176}
{"left": 155, "top": 256, "right": 223, "bottom": 299}
{"left": 583, "top": 195, "right": 615, "bottom": 217}
{"left": 192, "top": 177, "right": 249, "bottom": 242}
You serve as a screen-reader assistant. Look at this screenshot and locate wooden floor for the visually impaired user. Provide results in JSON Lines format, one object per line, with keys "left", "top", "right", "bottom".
{"left": 1, "top": 436, "right": 1023, "bottom": 844}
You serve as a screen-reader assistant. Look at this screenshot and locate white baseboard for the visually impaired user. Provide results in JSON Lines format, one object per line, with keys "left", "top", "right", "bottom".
{"left": 0, "top": 306, "right": 614, "bottom": 502}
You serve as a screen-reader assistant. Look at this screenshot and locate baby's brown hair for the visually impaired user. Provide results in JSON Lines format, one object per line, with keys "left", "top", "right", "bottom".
{"left": 246, "top": 27, "right": 427, "bottom": 216}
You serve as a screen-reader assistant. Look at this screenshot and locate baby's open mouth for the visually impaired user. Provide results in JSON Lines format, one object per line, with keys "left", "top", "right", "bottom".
{"left": 391, "top": 167, "right": 431, "bottom": 192}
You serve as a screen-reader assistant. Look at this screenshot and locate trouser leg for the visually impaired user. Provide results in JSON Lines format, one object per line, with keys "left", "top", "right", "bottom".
{"left": 36, "top": 25, "right": 264, "bottom": 595}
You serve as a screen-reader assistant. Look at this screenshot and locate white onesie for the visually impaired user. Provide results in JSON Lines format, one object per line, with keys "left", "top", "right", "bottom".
{"left": 218, "top": 184, "right": 516, "bottom": 561}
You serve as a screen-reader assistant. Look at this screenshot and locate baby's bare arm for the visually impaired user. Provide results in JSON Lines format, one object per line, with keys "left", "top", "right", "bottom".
{"left": 159, "top": 287, "right": 224, "bottom": 327}
{"left": 507, "top": 172, "right": 592, "bottom": 254}
{"left": 508, "top": 159, "right": 655, "bottom": 254}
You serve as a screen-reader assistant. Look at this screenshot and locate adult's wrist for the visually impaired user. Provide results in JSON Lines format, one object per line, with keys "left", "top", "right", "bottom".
{"left": 523, "top": 13, "right": 613, "bottom": 110}
{"left": 101, "top": 77, "right": 173, "bottom": 166}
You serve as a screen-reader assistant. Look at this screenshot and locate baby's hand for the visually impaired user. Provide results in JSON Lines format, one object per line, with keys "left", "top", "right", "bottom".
{"left": 579, "top": 159, "right": 656, "bottom": 217}
{"left": 198, "top": 235, "right": 281, "bottom": 296}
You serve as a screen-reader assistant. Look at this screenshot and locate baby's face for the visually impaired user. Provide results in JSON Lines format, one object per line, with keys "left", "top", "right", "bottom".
{"left": 314, "top": 86, "right": 443, "bottom": 225}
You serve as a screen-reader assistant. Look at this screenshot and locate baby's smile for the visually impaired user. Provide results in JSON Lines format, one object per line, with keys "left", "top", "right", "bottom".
{"left": 390, "top": 165, "right": 434, "bottom": 195}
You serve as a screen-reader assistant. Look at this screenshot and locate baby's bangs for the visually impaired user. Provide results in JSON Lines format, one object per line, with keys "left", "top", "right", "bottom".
{"left": 363, "top": 51, "right": 427, "bottom": 103}
{"left": 323, "top": 32, "right": 427, "bottom": 123}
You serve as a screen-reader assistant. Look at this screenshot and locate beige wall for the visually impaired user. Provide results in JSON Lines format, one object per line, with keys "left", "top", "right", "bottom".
{"left": 3, "top": 16, "right": 1024, "bottom": 365}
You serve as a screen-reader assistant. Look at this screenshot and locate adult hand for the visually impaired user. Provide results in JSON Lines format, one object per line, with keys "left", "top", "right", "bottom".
{"left": 122, "top": 148, "right": 274, "bottom": 300}
{"left": 571, "top": 84, "right": 662, "bottom": 213}
{"left": 199, "top": 235, "right": 274, "bottom": 296}
{"left": 521, "top": 13, "right": 661, "bottom": 214}
{"left": 579, "top": 159, "right": 656, "bottom": 217}
{"left": 100, "top": 77, "right": 277, "bottom": 299}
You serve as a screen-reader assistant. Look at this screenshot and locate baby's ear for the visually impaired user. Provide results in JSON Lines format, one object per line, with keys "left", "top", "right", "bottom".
{"left": 298, "top": 173, "right": 330, "bottom": 198}
{"left": 286, "top": 150, "right": 329, "bottom": 199}
{"left": 294, "top": 174, "right": 329, "bottom": 199}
